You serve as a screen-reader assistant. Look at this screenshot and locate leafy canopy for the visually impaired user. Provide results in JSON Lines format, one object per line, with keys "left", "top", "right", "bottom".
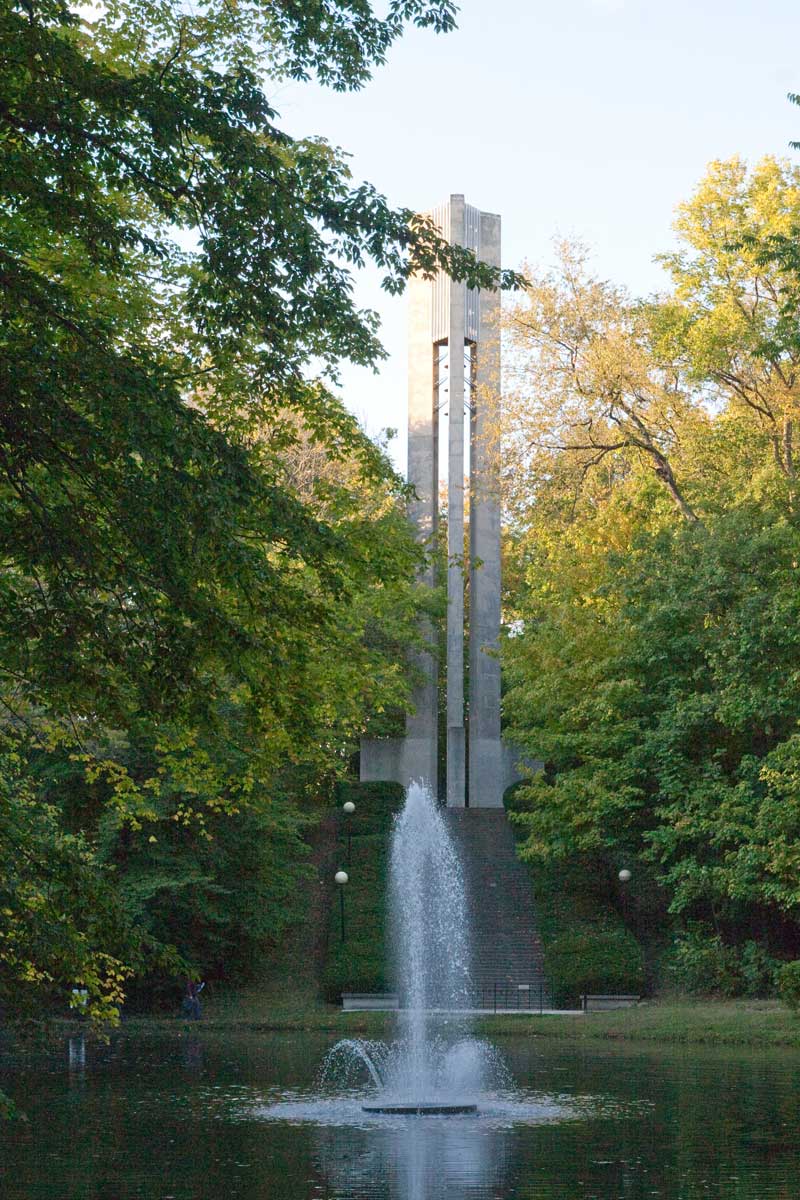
{"left": 1, "top": 0, "right": 518, "bottom": 1021}
{"left": 502, "top": 156, "right": 800, "bottom": 951}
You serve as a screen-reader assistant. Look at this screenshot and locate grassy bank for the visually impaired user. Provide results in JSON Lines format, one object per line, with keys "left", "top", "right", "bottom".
{"left": 223, "top": 997, "right": 800, "bottom": 1047}
{"left": 198, "top": 997, "right": 800, "bottom": 1047}
{"left": 8, "top": 999, "right": 800, "bottom": 1050}
{"left": 475, "top": 1000, "right": 800, "bottom": 1046}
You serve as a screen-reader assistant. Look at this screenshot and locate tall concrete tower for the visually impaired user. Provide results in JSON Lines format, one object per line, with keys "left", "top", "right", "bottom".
{"left": 361, "top": 196, "right": 524, "bottom": 807}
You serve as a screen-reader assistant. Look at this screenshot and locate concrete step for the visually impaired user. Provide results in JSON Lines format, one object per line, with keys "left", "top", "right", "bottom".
{"left": 443, "top": 808, "right": 549, "bottom": 1004}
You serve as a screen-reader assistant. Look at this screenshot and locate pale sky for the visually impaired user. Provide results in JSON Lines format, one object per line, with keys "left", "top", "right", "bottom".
{"left": 276, "top": 0, "right": 800, "bottom": 472}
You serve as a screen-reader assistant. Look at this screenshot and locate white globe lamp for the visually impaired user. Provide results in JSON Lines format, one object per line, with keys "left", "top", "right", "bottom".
{"left": 335, "top": 870, "right": 348, "bottom": 943}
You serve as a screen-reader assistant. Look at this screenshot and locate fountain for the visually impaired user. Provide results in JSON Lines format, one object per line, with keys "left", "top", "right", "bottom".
{"left": 308, "top": 780, "right": 514, "bottom": 1115}
{"left": 260, "top": 780, "right": 579, "bottom": 1133}
{"left": 358, "top": 780, "right": 477, "bottom": 1114}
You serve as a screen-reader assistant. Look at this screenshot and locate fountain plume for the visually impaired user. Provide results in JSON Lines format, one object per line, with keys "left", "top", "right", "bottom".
{"left": 388, "top": 781, "right": 472, "bottom": 1101}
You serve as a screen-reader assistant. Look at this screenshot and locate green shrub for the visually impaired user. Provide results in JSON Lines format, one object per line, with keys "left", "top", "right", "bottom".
{"left": 776, "top": 961, "right": 800, "bottom": 1012}
{"left": 323, "top": 782, "right": 404, "bottom": 1002}
{"left": 0, "top": 1088, "right": 23, "bottom": 1122}
{"left": 516, "top": 853, "right": 647, "bottom": 1007}
{"left": 740, "top": 940, "right": 780, "bottom": 998}
{"left": 648, "top": 929, "right": 780, "bottom": 999}
{"left": 545, "top": 924, "right": 645, "bottom": 1008}
{"left": 503, "top": 781, "right": 533, "bottom": 816}
{"left": 334, "top": 781, "right": 404, "bottom": 837}
{"left": 323, "top": 836, "right": 392, "bottom": 1001}
{"left": 664, "top": 927, "right": 743, "bottom": 997}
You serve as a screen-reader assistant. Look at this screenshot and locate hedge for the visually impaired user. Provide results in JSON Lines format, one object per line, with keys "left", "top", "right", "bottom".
{"left": 322, "top": 781, "right": 404, "bottom": 1002}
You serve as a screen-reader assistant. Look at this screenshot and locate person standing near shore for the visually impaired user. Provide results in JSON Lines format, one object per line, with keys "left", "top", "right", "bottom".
{"left": 183, "top": 979, "right": 205, "bottom": 1020}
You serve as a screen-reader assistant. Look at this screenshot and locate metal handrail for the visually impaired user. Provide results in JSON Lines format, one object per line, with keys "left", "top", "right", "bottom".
{"left": 473, "top": 981, "right": 547, "bottom": 1013}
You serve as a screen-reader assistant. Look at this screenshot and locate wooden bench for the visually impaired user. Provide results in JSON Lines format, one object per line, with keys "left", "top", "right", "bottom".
{"left": 581, "top": 994, "right": 641, "bottom": 1012}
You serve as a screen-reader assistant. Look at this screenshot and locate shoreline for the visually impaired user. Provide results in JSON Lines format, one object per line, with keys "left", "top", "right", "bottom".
{"left": 7, "top": 999, "right": 800, "bottom": 1051}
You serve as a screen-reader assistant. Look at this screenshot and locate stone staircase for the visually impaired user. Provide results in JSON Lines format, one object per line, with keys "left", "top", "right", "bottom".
{"left": 444, "top": 808, "right": 549, "bottom": 1008}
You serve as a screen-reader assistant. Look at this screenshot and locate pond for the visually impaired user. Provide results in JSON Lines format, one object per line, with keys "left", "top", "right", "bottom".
{"left": 2, "top": 1028, "right": 800, "bottom": 1199}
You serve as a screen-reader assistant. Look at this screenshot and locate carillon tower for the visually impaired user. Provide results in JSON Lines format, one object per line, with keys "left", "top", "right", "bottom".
{"left": 361, "top": 195, "right": 522, "bottom": 807}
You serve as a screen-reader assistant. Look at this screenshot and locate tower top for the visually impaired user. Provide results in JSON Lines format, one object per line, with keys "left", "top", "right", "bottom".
{"left": 428, "top": 197, "right": 501, "bottom": 345}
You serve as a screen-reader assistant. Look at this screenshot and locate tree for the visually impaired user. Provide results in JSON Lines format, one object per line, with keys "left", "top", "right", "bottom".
{"left": 1, "top": 0, "right": 522, "bottom": 1021}
{"left": 1, "top": 0, "right": 517, "bottom": 732}
{"left": 502, "top": 158, "right": 800, "bottom": 964}
{"left": 501, "top": 242, "right": 701, "bottom": 523}
{"left": 659, "top": 156, "right": 800, "bottom": 487}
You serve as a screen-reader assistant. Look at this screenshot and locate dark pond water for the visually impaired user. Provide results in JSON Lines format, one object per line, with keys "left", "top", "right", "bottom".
{"left": 2, "top": 1028, "right": 800, "bottom": 1199}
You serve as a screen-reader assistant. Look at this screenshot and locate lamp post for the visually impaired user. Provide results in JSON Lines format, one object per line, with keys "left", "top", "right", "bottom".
{"left": 618, "top": 868, "right": 632, "bottom": 926}
{"left": 335, "top": 870, "right": 348, "bottom": 943}
{"left": 342, "top": 799, "right": 355, "bottom": 865}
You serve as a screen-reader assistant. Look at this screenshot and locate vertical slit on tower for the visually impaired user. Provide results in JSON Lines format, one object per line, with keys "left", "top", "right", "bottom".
{"left": 464, "top": 340, "right": 476, "bottom": 806}
{"left": 433, "top": 340, "right": 447, "bottom": 802}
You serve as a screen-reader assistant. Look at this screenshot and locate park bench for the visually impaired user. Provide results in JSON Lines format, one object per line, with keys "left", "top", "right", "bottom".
{"left": 341, "top": 993, "right": 400, "bottom": 1011}
{"left": 580, "top": 994, "right": 641, "bottom": 1012}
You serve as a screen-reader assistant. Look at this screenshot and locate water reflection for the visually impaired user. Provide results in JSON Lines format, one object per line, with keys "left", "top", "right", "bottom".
{"left": 67, "top": 1034, "right": 86, "bottom": 1073}
{"left": 67, "top": 1033, "right": 87, "bottom": 1100}
{"left": 4, "top": 1032, "right": 800, "bottom": 1200}
{"left": 181, "top": 1035, "right": 204, "bottom": 1076}
{"left": 314, "top": 1117, "right": 513, "bottom": 1200}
